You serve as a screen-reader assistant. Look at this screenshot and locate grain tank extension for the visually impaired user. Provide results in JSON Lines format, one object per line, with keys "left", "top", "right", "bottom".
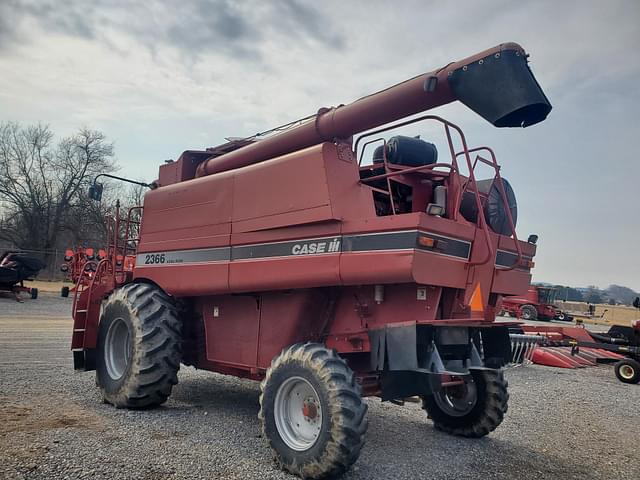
{"left": 71, "top": 42, "right": 551, "bottom": 478}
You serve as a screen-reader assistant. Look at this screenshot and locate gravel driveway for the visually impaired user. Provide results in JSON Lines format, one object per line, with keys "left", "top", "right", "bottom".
{"left": 1, "top": 293, "right": 638, "bottom": 479}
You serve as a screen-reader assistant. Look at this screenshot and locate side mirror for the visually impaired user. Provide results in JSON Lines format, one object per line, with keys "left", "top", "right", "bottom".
{"left": 88, "top": 183, "right": 103, "bottom": 201}
{"left": 634, "top": 297, "right": 640, "bottom": 309}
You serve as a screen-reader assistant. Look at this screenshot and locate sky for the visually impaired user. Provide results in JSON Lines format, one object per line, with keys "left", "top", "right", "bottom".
{"left": 0, "top": 0, "right": 639, "bottom": 291}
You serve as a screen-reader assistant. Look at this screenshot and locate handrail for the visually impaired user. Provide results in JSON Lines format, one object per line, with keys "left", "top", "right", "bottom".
{"left": 359, "top": 162, "right": 455, "bottom": 184}
{"left": 454, "top": 146, "right": 523, "bottom": 270}
{"left": 71, "top": 260, "right": 98, "bottom": 323}
{"left": 442, "top": 123, "right": 494, "bottom": 267}
{"left": 124, "top": 206, "right": 143, "bottom": 256}
{"left": 355, "top": 114, "right": 497, "bottom": 267}
{"left": 357, "top": 137, "right": 386, "bottom": 166}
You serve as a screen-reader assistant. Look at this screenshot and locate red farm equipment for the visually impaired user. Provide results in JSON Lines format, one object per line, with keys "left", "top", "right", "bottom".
{"left": 60, "top": 247, "right": 108, "bottom": 297}
{"left": 501, "top": 285, "right": 570, "bottom": 321}
{"left": 71, "top": 42, "right": 552, "bottom": 478}
{"left": 509, "top": 322, "right": 640, "bottom": 384}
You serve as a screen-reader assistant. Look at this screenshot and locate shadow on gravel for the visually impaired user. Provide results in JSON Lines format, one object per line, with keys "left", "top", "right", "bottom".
{"left": 347, "top": 404, "right": 598, "bottom": 480}
{"left": 166, "top": 372, "right": 599, "bottom": 479}
{"left": 170, "top": 372, "right": 261, "bottom": 414}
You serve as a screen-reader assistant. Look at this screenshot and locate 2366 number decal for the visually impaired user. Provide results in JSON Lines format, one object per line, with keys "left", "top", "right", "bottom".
{"left": 144, "top": 253, "right": 166, "bottom": 265}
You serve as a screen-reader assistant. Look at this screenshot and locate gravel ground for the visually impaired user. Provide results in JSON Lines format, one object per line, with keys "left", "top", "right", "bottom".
{"left": 1, "top": 293, "right": 638, "bottom": 480}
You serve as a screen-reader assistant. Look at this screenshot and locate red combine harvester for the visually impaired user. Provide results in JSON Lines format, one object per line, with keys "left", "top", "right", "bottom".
{"left": 501, "top": 285, "right": 569, "bottom": 321}
{"left": 71, "top": 43, "right": 551, "bottom": 478}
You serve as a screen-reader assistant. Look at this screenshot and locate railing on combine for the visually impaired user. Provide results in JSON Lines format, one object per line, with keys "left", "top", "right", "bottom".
{"left": 454, "top": 146, "right": 523, "bottom": 270}
{"left": 354, "top": 114, "right": 522, "bottom": 268}
{"left": 108, "top": 204, "right": 143, "bottom": 286}
{"left": 71, "top": 202, "right": 143, "bottom": 352}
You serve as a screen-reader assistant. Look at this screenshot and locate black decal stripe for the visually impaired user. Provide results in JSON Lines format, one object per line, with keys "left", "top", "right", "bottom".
{"left": 232, "top": 236, "right": 340, "bottom": 260}
{"left": 495, "top": 250, "right": 533, "bottom": 268}
{"left": 137, "top": 231, "right": 473, "bottom": 265}
{"left": 136, "top": 246, "right": 230, "bottom": 266}
{"left": 343, "top": 231, "right": 417, "bottom": 253}
{"left": 343, "top": 231, "right": 471, "bottom": 260}
{"left": 422, "top": 233, "right": 472, "bottom": 260}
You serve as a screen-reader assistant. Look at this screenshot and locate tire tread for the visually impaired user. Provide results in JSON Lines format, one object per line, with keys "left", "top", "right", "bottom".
{"left": 421, "top": 370, "right": 508, "bottom": 438}
{"left": 259, "top": 343, "right": 368, "bottom": 479}
{"left": 97, "top": 283, "right": 181, "bottom": 409}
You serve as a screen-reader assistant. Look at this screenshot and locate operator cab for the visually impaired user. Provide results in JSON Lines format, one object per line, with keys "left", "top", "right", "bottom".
{"left": 357, "top": 130, "right": 518, "bottom": 238}
{"left": 359, "top": 135, "right": 445, "bottom": 217}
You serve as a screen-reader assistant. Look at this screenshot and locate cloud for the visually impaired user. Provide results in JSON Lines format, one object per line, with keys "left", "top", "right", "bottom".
{"left": 276, "top": 0, "right": 346, "bottom": 49}
{"left": 0, "top": 1, "right": 22, "bottom": 48}
{"left": 0, "top": 0, "right": 96, "bottom": 48}
{"left": 0, "top": 0, "right": 346, "bottom": 61}
{"left": 163, "top": 1, "right": 262, "bottom": 60}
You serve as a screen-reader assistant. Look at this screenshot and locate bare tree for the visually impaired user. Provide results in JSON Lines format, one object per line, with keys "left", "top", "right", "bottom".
{"left": 67, "top": 181, "right": 147, "bottom": 250}
{"left": 0, "top": 122, "right": 116, "bottom": 270}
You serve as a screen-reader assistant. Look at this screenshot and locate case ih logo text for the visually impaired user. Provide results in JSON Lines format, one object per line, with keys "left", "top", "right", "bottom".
{"left": 291, "top": 238, "right": 341, "bottom": 255}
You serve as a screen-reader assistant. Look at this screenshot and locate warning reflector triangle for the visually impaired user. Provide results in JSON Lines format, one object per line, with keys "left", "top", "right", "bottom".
{"left": 470, "top": 284, "right": 484, "bottom": 312}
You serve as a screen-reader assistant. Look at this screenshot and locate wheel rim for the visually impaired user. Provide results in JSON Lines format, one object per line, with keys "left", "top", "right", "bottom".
{"left": 619, "top": 364, "right": 635, "bottom": 380}
{"left": 522, "top": 309, "right": 531, "bottom": 320}
{"left": 104, "top": 318, "right": 131, "bottom": 380}
{"left": 274, "top": 376, "right": 323, "bottom": 451}
{"left": 434, "top": 377, "right": 478, "bottom": 417}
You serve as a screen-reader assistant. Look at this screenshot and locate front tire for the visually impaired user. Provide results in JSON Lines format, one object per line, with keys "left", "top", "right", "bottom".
{"left": 614, "top": 359, "right": 640, "bottom": 384}
{"left": 259, "top": 343, "right": 368, "bottom": 479}
{"left": 519, "top": 304, "right": 538, "bottom": 321}
{"left": 421, "top": 370, "right": 508, "bottom": 438}
{"left": 96, "top": 283, "right": 181, "bottom": 408}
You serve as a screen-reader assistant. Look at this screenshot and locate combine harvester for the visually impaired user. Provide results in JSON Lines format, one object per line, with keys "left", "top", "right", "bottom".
{"left": 501, "top": 284, "right": 571, "bottom": 321}
{"left": 70, "top": 42, "right": 552, "bottom": 478}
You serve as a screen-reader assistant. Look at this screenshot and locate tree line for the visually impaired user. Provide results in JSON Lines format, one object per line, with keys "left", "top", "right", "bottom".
{"left": 549, "top": 284, "right": 639, "bottom": 306}
{"left": 0, "top": 122, "right": 142, "bottom": 277}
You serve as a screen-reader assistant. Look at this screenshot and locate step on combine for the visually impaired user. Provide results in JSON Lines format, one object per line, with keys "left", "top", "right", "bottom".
{"left": 71, "top": 42, "right": 551, "bottom": 478}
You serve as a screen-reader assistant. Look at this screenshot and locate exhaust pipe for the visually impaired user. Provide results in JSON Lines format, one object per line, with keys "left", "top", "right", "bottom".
{"left": 196, "top": 42, "right": 551, "bottom": 177}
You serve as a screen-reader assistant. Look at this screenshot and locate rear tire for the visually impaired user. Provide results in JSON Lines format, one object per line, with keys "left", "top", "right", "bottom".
{"left": 30, "top": 288, "right": 38, "bottom": 299}
{"left": 259, "top": 343, "right": 368, "bottom": 479}
{"left": 614, "top": 359, "right": 640, "bottom": 384}
{"left": 96, "top": 283, "right": 181, "bottom": 408}
{"left": 519, "top": 304, "right": 538, "bottom": 321}
{"left": 61, "top": 286, "right": 70, "bottom": 298}
{"left": 421, "top": 370, "right": 508, "bottom": 438}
